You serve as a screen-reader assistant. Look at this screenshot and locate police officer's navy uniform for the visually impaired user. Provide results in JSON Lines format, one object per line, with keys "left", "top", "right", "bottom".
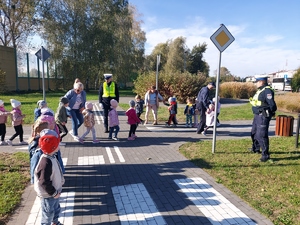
{"left": 250, "top": 77, "right": 277, "bottom": 162}
{"left": 196, "top": 82, "right": 215, "bottom": 134}
{"left": 99, "top": 74, "right": 119, "bottom": 133}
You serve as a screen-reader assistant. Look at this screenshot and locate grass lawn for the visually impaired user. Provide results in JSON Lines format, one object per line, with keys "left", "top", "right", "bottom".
{"left": 1, "top": 91, "right": 300, "bottom": 225}
{"left": 179, "top": 137, "right": 300, "bottom": 225}
{"left": 0, "top": 153, "right": 30, "bottom": 225}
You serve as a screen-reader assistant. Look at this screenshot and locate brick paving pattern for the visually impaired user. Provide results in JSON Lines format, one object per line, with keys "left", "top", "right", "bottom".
{"left": 1, "top": 97, "right": 288, "bottom": 225}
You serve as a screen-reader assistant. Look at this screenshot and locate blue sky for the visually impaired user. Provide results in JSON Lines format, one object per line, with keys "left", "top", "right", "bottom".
{"left": 130, "top": 0, "right": 300, "bottom": 77}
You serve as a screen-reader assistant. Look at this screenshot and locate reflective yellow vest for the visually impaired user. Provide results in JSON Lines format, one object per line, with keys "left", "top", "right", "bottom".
{"left": 249, "top": 86, "right": 274, "bottom": 107}
{"left": 102, "top": 82, "right": 116, "bottom": 97}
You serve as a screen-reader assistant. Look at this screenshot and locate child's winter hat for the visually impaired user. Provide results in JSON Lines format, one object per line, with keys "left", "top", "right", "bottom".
{"left": 129, "top": 100, "right": 135, "bottom": 107}
{"left": 60, "top": 97, "right": 69, "bottom": 105}
{"left": 37, "top": 100, "right": 47, "bottom": 108}
{"left": 85, "top": 102, "right": 93, "bottom": 110}
{"left": 10, "top": 99, "right": 21, "bottom": 108}
{"left": 40, "top": 114, "right": 55, "bottom": 124}
{"left": 41, "top": 108, "right": 54, "bottom": 116}
{"left": 39, "top": 129, "right": 60, "bottom": 154}
{"left": 0, "top": 100, "right": 4, "bottom": 106}
{"left": 110, "top": 99, "right": 118, "bottom": 108}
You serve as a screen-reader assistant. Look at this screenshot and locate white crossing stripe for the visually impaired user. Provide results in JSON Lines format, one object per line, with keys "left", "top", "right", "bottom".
{"left": 106, "top": 147, "right": 115, "bottom": 163}
{"left": 78, "top": 155, "right": 105, "bottom": 165}
{"left": 114, "top": 146, "right": 125, "bottom": 162}
{"left": 93, "top": 102, "right": 104, "bottom": 125}
{"left": 80, "top": 147, "right": 125, "bottom": 165}
{"left": 174, "top": 177, "right": 257, "bottom": 225}
{"left": 112, "top": 183, "right": 167, "bottom": 225}
{"left": 26, "top": 158, "right": 75, "bottom": 225}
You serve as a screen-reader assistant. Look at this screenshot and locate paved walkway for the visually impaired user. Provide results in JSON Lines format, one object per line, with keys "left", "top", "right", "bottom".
{"left": 3, "top": 98, "right": 294, "bottom": 225}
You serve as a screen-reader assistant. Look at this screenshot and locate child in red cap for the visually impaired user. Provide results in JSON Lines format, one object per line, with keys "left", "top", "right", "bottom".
{"left": 34, "top": 129, "right": 64, "bottom": 225}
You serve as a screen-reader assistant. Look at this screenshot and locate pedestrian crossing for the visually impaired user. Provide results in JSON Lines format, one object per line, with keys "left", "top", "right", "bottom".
{"left": 25, "top": 149, "right": 259, "bottom": 225}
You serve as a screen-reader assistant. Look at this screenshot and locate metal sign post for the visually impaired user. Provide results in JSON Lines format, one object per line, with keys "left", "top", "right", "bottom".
{"left": 210, "top": 24, "right": 235, "bottom": 153}
{"left": 156, "top": 54, "right": 161, "bottom": 90}
{"left": 35, "top": 46, "right": 51, "bottom": 101}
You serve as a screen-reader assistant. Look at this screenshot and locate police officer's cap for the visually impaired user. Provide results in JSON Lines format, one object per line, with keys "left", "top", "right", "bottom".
{"left": 104, "top": 73, "right": 112, "bottom": 80}
{"left": 255, "top": 75, "right": 268, "bottom": 82}
{"left": 208, "top": 82, "right": 216, "bottom": 87}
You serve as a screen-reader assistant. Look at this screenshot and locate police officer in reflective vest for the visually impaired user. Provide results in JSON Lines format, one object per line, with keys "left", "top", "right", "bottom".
{"left": 249, "top": 75, "right": 277, "bottom": 162}
{"left": 99, "top": 74, "right": 119, "bottom": 133}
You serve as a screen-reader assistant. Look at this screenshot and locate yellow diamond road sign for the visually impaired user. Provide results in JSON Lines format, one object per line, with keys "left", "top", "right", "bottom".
{"left": 210, "top": 24, "right": 235, "bottom": 52}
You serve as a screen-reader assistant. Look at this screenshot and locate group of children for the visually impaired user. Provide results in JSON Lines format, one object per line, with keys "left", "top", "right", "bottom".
{"left": 0, "top": 99, "right": 27, "bottom": 145}
{"left": 163, "top": 95, "right": 221, "bottom": 132}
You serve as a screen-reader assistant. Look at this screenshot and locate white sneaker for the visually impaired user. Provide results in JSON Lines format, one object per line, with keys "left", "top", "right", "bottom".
{"left": 69, "top": 129, "right": 75, "bottom": 137}
{"left": 112, "top": 137, "right": 119, "bottom": 141}
{"left": 185, "top": 124, "right": 189, "bottom": 127}
{"left": 6, "top": 140, "right": 12, "bottom": 146}
{"left": 73, "top": 136, "right": 79, "bottom": 141}
{"left": 188, "top": 124, "right": 192, "bottom": 128}
{"left": 201, "top": 131, "right": 206, "bottom": 136}
{"left": 0, "top": 141, "right": 8, "bottom": 145}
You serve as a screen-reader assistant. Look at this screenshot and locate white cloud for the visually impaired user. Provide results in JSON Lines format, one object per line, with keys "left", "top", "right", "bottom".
{"left": 142, "top": 19, "right": 300, "bottom": 77}
{"left": 263, "top": 35, "right": 283, "bottom": 43}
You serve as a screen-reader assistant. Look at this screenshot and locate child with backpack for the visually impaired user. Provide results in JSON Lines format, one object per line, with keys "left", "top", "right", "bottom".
{"left": 0, "top": 100, "right": 11, "bottom": 145}
{"left": 164, "top": 97, "right": 177, "bottom": 127}
{"left": 79, "top": 102, "right": 100, "bottom": 144}
{"left": 7, "top": 99, "right": 27, "bottom": 145}
{"left": 108, "top": 99, "right": 120, "bottom": 141}
{"left": 126, "top": 100, "right": 141, "bottom": 140}
{"left": 184, "top": 97, "right": 195, "bottom": 128}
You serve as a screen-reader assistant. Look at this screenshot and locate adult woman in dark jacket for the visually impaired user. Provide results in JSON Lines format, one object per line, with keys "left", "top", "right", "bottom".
{"left": 64, "top": 82, "right": 86, "bottom": 140}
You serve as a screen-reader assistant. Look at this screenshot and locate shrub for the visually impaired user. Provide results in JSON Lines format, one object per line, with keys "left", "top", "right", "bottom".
{"left": 219, "top": 82, "right": 256, "bottom": 99}
{"left": 275, "top": 92, "right": 300, "bottom": 113}
{"left": 133, "top": 71, "right": 207, "bottom": 103}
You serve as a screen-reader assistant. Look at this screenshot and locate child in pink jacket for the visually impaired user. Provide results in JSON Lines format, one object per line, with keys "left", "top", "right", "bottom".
{"left": 7, "top": 99, "right": 27, "bottom": 145}
{"left": 0, "top": 100, "right": 11, "bottom": 145}
{"left": 125, "top": 100, "right": 141, "bottom": 140}
{"left": 108, "top": 99, "right": 120, "bottom": 140}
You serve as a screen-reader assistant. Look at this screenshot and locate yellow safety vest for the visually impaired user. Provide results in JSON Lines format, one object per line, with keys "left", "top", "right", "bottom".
{"left": 249, "top": 86, "right": 274, "bottom": 107}
{"left": 102, "top": 82, "right": 116, "bottom": 97}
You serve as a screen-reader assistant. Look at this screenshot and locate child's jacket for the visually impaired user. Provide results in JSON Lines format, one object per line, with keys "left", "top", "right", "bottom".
{"left": 0, "top": 106, "right": 10, "bottom": 124}
{"left": 34, "top": 154, "right": 65, "bottom": 198}
{"left": 11, "top": 108, "right": 25, "bottom": 126}
{"left": 82, "top": 109, "right": 95, "bottom": 128}
{"left": 126, "top": 108, "right": 141, "bottom": 125}
{"left": 108, "top": 108, "right": 119, "bottom": 127}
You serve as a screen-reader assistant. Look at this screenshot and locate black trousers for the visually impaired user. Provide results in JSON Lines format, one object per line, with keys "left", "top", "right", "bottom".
{"left": 57, "top": 123, "right": 68, "bottom": 141}
{"left": 196, "top": 107, "right": 206, "bottom": 133}
{"left": 0, "top": 123, "right": 6, "bottom": 141}
{"left": 251, "top": 114, "right": 271, "bottom": 159}
{"left": 9, "top": 124, "right": 24, "bottom": 142}
{"left": 103, "top": 105, "right": 110, "bottom": 131}
{"left": 129, "top": 124, "right": 137, "bottom": 137}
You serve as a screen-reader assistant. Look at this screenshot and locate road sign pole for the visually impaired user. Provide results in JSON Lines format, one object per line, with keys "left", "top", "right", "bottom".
{"left": 212, "top": 51, "right": 222, "bottom": 153}
{"left": 41, "top": 46, "right": 46, "bottom": 101}
{"left": 210, "top": 24, "right": 235, "bottom": 154}
{"left": 156, "top": 54, "right": 160, "bottom": 90}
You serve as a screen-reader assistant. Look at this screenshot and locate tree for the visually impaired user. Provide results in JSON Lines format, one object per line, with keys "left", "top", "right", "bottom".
{"left": 187, "top": 43, "right": 209, "bottom": 76}
{"left": 291, "top": 68, "right": 300, "bottom": 92}
{"left": 144, "top": 37, "right": 209, "bottom": 76}
{"left": 37, "top": 0, "right": 145, "bottom": 87}
{"left": 164, "top": 36, "right": 186, "bottom": 73}
{"left": 0, "top": 0, "right": 37, "bottom": 49}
